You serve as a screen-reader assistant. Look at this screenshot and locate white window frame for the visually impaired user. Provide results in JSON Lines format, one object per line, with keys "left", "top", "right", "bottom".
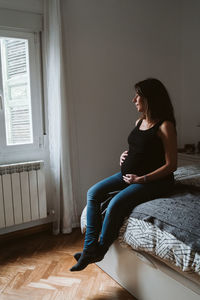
{"left": 0, "top": 29, "right": 44, "bottom": 158}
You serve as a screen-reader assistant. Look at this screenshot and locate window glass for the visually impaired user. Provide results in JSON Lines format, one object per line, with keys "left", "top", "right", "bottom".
{"left": 0, "top": 37, "right": 33, "bottom": 145}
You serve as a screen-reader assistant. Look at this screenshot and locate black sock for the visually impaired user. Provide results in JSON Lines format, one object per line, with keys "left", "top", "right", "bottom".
{"left": 70, "top": 250, "right": 104, "bottom": 272}
{"left": 73, "top": 252, "right": 82, "bottom": 261}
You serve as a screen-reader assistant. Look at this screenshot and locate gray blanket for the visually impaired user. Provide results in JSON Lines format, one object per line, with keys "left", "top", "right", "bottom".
{"left": 128, "top": 184, "right": 200, "bottom": 253}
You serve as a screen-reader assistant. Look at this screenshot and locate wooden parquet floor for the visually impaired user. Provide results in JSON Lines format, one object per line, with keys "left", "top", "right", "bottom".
{"left": 0, "top": 228, "right": 136, "bottom": 300}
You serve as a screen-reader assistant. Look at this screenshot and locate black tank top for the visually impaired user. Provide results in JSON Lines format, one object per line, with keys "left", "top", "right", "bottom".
{"left": 121, "top": 119, "right": 173, "bottom": 180}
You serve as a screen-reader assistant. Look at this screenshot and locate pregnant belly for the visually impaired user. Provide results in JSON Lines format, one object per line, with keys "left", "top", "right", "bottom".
{"left": 121, "top": 153, "right": 144, "bottom": 176}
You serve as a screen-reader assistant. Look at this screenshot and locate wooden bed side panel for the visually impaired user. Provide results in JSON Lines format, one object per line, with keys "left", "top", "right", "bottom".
{"left": 96, "top": 242, "right": 200, "bottom": 300}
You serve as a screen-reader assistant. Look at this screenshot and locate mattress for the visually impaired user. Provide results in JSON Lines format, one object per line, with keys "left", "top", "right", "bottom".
{"left": 81, "top": 165, "right": 200, "bottom": 281}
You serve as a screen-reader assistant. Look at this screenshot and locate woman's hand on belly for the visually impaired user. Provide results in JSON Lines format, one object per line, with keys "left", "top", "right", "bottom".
{"left": 120, "top": 150, "right": 128, "bottom": 166}
{"left": 123, "top": 174, "right": 144, "bottom": 184}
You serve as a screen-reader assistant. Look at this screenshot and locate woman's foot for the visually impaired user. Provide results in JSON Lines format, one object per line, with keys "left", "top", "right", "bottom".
{"left": 73, "top": 252, "right": 82, "bottom": 261}
{"left": 70, "top": 250, "right": 104, "bottom": 272}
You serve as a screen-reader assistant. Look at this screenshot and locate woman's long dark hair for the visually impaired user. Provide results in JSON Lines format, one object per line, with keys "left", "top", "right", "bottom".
{"left": 134, "top": 78, "right": 176, "bottom": 126}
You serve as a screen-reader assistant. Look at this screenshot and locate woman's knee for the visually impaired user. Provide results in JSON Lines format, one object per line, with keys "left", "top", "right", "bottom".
{"left": 105, "top": 196, "right": 125, "bottom": 217}
{"left": 86, "top": 172, "right": 123, "bottom": 204}
{"left": 105, "top": 189, "right": 141, "bottom": 217}
{"left": 87, "top": 183, "right": 104, "bottom": 202}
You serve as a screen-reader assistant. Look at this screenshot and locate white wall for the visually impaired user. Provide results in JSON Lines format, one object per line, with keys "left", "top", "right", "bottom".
{"left": 61, "top": 0, "right": 182, "bottom": 214}
{"left": 180, "top": 0, "right": 200, "bottom": 147}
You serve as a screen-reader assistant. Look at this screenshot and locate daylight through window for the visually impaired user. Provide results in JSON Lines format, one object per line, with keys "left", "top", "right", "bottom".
{"left": 0, "top": 37, "right": 33, "bottom": 146}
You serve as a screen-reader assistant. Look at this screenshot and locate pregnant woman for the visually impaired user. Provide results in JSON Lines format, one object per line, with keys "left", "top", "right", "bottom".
{"left": 70, "top": 78, "right": 177, "bottom": 272}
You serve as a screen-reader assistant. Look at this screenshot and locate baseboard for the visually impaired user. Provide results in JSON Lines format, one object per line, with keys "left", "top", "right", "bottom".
{"left": 0, "top": 223, "right": 52, "bottom": 242}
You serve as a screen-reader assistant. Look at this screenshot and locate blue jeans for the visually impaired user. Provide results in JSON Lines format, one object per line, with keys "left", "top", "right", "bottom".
{"left": 84, "top": 172, "right": 174, "bottom": 252}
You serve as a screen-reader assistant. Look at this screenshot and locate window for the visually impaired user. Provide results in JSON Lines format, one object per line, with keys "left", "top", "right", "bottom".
{"left": 0, "top": 30, "right": 43, "bottom": 154}
{"left": 1, "top": 37, "right": 33, "bottom": 145}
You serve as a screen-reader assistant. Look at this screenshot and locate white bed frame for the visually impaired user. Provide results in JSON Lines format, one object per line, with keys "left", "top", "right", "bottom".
{"left": 96, "top": 241, "right": 200, "bottom": 300}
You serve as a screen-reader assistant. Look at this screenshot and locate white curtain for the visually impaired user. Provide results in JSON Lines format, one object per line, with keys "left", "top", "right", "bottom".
{"left": 44, "top": 0, "right": 78, "bottom": 234}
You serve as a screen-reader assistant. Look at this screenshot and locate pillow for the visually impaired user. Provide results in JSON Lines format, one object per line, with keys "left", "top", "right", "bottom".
{"left": 174, "top": 165, "right": 200, "bottom": 188}
{"left": 80, "top": 206, "right": 87, "bottom": 234}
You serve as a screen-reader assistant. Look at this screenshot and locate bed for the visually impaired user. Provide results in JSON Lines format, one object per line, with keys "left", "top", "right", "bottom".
{"left": 80, "top": 163, "right": 200, "bottom": 300}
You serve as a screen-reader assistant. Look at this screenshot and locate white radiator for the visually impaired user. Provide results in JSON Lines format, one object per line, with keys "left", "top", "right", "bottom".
{"left": 0, "top": 161, "right": 47, "bottom": 229}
